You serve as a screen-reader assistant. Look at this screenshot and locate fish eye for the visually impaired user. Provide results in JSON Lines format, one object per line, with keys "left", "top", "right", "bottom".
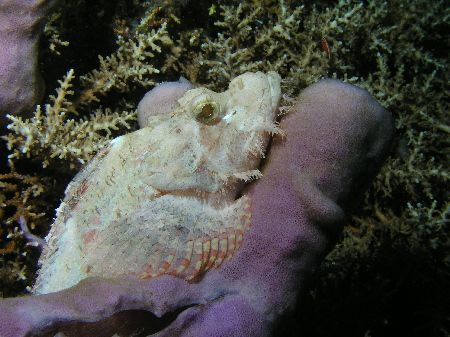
{"left": 191, "top": 96, "right": 221, "bottom": 125}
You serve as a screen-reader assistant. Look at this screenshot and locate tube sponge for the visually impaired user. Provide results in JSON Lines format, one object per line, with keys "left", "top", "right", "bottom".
{"left": 0, "top": 0, "right": 58, "bottom": 131}
{"left": 0, "top": 79, "right": 394, "bottom": 337}
{"left": 137, "top": 77, "right": 193, "bottom": 128}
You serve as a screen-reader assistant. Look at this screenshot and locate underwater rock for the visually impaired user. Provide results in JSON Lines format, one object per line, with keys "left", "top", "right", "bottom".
{"left": 0, "top": 78, "right": 393, "bottom": 337}
{"left": 0, "top": 0, "right": 58, "bottom": 131}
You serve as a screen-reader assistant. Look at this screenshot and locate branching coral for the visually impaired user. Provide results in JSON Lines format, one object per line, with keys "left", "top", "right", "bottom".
{"left": 0, "top": 173, "right": 46, "bottom": 228}
{"left": 3, "top": 70, "right": 136, "bottom": 169}
{"left": 329, "top": 0, "right": 449, "bottom": 266}
{"left": 170, "top": 0, "right": 330, "bottom": 93}
{"left": 0, "top": 172, "right": 53, "bottom": 297}
{"left": 168, "top": 0, "right": 388, "bottom": 96}
{"left": 79, "top": 22, "right": 173, "bottom": 104}
{"left": 43, "top": 12, "right": 70, "bottom": 56}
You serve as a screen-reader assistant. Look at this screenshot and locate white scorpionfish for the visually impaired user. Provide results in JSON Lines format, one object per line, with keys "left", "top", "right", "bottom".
{"left": 33, "top": 71, "right": 281, "bottom": 294}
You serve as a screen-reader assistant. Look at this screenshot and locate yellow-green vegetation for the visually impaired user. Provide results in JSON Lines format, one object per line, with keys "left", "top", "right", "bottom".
{"left": 4, "top": 69, "right": 136, "bottom": 169}
{"left": 0, "top": 0, "right": 448, "bottom": 335}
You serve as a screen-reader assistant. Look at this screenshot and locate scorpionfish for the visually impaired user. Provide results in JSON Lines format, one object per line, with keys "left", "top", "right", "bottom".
{"left": 33, "top": 71, "right": 281, "bottom": 294}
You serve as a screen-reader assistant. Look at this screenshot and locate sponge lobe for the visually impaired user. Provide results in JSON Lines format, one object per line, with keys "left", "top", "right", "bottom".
{"left": 137, "top": 77, "right": 193, "bottom": 128}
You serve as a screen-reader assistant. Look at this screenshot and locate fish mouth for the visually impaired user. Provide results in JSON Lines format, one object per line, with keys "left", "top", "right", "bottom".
{"left": 154, "top": 186, "right": 238, "bottom": 209}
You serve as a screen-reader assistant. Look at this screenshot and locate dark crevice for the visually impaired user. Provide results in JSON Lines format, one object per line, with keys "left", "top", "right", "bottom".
{"left": 36, "top": 305, "right": 195, "bottom": 337}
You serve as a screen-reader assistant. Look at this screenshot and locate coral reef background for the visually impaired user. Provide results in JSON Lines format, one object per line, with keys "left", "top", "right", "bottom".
{"left": 0, "top": 0, "right": 448, "bottom": 336}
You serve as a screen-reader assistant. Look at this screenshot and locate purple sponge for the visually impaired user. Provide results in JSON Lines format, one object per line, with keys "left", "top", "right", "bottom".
{"left": 137, "top": 77, "right": 193, "bottom": 128}
{"left": 0, "top": 0, "right": 58, "bottom": 130}
{"left": 0, "top": 79, "right": 393, "bottom": 337}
